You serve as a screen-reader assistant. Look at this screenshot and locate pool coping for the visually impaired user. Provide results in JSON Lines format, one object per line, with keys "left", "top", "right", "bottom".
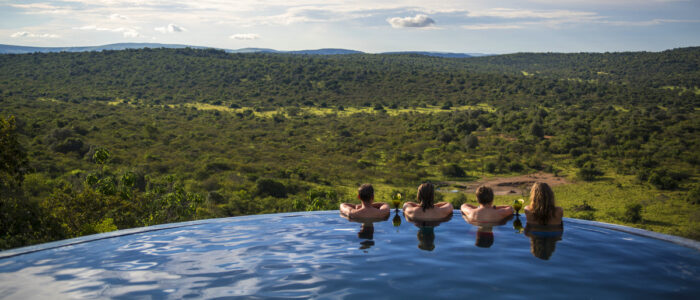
{"left": 1, "top": 210, "right": 698, "bottom": 259}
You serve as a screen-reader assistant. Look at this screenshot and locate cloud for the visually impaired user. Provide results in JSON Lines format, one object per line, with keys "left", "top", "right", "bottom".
{"left": 109, "top": 13, "right": 128, "bottom": 20}
{"left": 229, "top": 33, "right": 260, "bottom": 40}
{"left": 154, "top": 24, "right": 186, "bottom": 33}
{"left": 462, "top": 24, "right": 523, "bottom": 30}
{"left": 467, "top": 8, "right": 599, "bottom": 20}
{"left": 601, "top": 18, "right": 700, "bottom": 26}
{"left": 387, "top": 14, "right": 435, "bottom": 28}
{"left": 75, "top": 25, "right": 141, "bottom": 38}
{"left": 10, "top": 31, "right": 59, "bottom": 38}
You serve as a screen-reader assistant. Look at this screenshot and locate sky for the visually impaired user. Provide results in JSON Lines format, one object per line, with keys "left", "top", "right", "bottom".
{"left": 1, "top": 0, "right": 699, "bottom": 53}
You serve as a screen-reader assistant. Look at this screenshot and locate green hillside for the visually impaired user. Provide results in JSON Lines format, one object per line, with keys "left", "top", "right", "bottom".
{"left": 1, "top": 48, "right": 699, "bottom": 249}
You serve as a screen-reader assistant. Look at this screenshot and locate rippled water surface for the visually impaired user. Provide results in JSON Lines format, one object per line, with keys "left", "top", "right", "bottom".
{"left": 1, "top": 211, "right": 698, "bottom": 299}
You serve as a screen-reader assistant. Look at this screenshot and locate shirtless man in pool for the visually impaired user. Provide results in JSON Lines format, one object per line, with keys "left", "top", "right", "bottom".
{"left": 461, "top": 186, "right": 514, "bottom": 223}
{"left": 340, "top": 184, "right": 390, "bottom": 219}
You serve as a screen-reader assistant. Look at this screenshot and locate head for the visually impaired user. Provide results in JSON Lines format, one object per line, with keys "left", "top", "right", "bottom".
{"left": 529, "top": 236, "right": 558, "bottom": 260}
{"left": 475, "top": 231, "right": 494, "bottom": 248}
{"left": 475, "top": 186, "right": 494, "bottom": 205}
{"left": 417, "top": 226, "right": 435, "bottom": 251}
{"left": 529, "top": 182, "right": 556, "bottom": 225}
{"left": 417, "top": 183, "right": 435, "bottom": 211}
{"left": 358, "top": 183, "right": 374, "bottom": 204}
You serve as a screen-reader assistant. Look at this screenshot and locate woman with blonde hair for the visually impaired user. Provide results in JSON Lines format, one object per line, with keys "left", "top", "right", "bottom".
{"left": 524, "top": 182, "right": 563, "bottom": 226}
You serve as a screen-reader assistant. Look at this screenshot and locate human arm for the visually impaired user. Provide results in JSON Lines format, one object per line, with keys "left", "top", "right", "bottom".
{"left": 439, "top": 202, "right": 454, "bottom": 216}
{"left": 461, "top": 203, "right": 477, "bottom": 216}
{"left": 372, "top": 202, "right": 391, "bottom": 217}
{"left": 497, "top": 205, "right": 514, "bottom": 217}
{"left": 339, "top": 203, "right": 358, "bottom": 216}
{"left": 403, "top": 201, "right": 419, "bottom": 210}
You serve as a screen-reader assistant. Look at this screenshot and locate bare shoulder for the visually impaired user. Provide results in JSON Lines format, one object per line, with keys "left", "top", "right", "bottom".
{"left": 556, "top": 206, "right": 564, "bottom": 214}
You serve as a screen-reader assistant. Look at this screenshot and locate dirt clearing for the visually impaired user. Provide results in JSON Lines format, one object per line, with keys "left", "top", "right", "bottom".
{"left": 443, "top": 172, "right": 570, "bottom": 196}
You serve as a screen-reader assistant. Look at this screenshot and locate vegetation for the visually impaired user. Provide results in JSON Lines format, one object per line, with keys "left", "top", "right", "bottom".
{"left": 1, "top": 47, "right": 699, "bottom": 249}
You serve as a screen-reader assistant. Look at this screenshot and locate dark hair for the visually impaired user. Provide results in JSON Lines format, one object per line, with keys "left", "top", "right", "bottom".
{"left": 476, "top": 231, "right": 494, "bottom": 248}
{"left": 417, "top": 183, "right": 435, "bottom": 212}
{"left": 358, "top": 184, "right": 374, "bottom": 202}
{"left": 529, "top": 182, "right": 556, "bottom": 225}
{"left": 475, "top": 186, "right": 494, "bottom": 205}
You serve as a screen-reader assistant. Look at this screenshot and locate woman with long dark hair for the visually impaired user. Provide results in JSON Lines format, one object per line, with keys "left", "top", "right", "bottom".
{"left": 403, "top": 183, "right": 453, "bottom": 220}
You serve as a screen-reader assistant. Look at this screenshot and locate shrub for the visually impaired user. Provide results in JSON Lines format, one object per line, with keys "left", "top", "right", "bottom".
{"left": 465, "top": 134, "right": 479, "bottom": 149}
{"left": 687, "top": 185, "right": 700, "bottom": 205}
{"left": 255, "top": 178, "right": 287, "bottom": 198}
{"left": 577, "top": 162, "right": 603, "bottom": 181}
{"left": 485, "top": 162, "right": 497, "bottom": 173}
{"left": 508, "top": 162, "right": 525, "bottom": 172}
{"left": 621, "top": 203, "right": 643, "bottom": 223}
{"left": 441, "top": 164, "right": 466, "bottom": 177}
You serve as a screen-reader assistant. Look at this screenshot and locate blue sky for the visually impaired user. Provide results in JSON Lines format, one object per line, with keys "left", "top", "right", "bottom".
{"left": 1, "top": 0, "right": 698, "bottom": 53}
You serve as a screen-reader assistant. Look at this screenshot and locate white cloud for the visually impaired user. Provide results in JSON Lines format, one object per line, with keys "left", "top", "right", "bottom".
{"left": 155, "top": 24, "right": 186, "bottom": 33}
{"left": 75, "top": 25, "right": 141, "bottom": 38}
{"left": 109, "top": 13, "right": 128, "bottom": 20}
{"left": 229, "top": 33, "right": 260, "bottom": 40}
{"left": 462, "top": 24, "right": 523, "bottom": 30}
{"left": 10, "top": 31, "right": 59, "bottom": 38}
{"left": 387, "top": 14, "right": 436, "bottom": 28}
{"left": 467, "top": 8, "right": 599, "bottom": 20}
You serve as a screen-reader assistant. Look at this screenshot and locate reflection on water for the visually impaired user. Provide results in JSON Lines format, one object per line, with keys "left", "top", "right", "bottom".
{"left": 525, "top": 223, "right": 564, "bottom": 260}
{"left": 404, "top": 214, "right": 453, "bottom": 252}
{"left": 392, "top": 212, "right": 402, "bottom": 229}
{"left": 340, "top": 213, "right": 389, "bottom": 251}
{"left": 462, "top": 213, "right": 513, "bottom": 249}
{"left": 513, "top": 216, "right": 524, "bottom": 233}
{"left": 1, "top": 212, "right": 697, "bottom": 299}
{"left": 417, "top": 227, "right": 435, "bottom": 251}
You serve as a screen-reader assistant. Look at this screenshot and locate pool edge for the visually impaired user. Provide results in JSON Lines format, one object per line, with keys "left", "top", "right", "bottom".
{"left": 563, "top": 217, "right": 700, "bottom": 251}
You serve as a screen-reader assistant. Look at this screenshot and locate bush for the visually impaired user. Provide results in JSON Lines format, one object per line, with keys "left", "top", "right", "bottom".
{"left": 465, "top": 135, "right": 479, "bottom": 149}
{"left": 621, "top": 203, "right": 643, "bottom": 223}
{"left": 508, "top": 162, "right": 525, "bottom": 172}
{"left": 648, "top": 170, "right": 681, "bottom": 190}
{"left": 52, "top": 137, "right": 85, "bottom": 154}
{"left": 207, "top": 191, "right": 226, "bottom": 204}
{"left": 255, "top": 178, "right": 287, "bottom": 198}
{"left": 441, "top": 164, "right": 466, "bottom": 177}
{"left": 687, "top": 185, "right": 700, "bottom": 205}
{"left": 577, "top": 162, "right": 603, "bottom": 181}
{"left": 485, "top": 162, "right": 497, "bottom": 173}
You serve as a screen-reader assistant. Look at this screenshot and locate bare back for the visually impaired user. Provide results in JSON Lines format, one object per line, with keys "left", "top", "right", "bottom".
{"left": 403, "top": 202, "right": 453, "bottom": 221}
{"left": 461, "top": 204, "right": 513, "bottom": 223}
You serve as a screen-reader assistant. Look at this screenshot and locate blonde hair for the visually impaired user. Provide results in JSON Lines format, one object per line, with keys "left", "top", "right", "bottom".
{"left": 529, "top": 182, "right": 556, "bottom": 225}
{"left": 529, "top": 235, "right": 557, "bottom": 260}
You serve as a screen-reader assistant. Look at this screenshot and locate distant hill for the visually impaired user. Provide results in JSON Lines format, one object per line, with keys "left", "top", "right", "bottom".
{"left": 0, "top": 43, "right": 205, "bottom": 54}
{"left": 382, "top": 51, "right": 473, "bottom": 58}
{"left": 0, "top": 43, "right": 480, "bottom": 57}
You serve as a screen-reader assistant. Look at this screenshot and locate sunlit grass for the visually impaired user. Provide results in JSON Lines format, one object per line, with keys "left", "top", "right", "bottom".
{"left": 661, "top": 85, "right": 700, "bottom": 95}
{"left": 106, "top": 100, "right": 496, "bottom": 117}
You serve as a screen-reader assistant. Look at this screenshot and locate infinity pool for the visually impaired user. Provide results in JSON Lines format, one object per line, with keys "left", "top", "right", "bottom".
{"left": 1, "top": 211, "right": 698, "bottom": 299}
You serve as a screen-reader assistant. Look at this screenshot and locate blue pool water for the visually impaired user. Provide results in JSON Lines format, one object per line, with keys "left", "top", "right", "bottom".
{"left": 0, "top": 210, "right": 698, "bottom": 299}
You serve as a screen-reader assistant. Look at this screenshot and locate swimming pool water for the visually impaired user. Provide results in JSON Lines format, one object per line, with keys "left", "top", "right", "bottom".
{"left": 0, "top": 211, "right": 698, "bottom": 299}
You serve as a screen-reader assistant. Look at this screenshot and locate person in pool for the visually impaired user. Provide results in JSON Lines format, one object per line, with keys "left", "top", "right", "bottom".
{"left": 340, "top": 183, "right": 390, "bottom": 219}
{"left": 524, "top": 182, "right": 563, "bottom": 226}
{"left": 403, "top": 183, "right": 453, "bottom": 220}
{"left": 460, "top": 186, "right": 514, "bottom": 223}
